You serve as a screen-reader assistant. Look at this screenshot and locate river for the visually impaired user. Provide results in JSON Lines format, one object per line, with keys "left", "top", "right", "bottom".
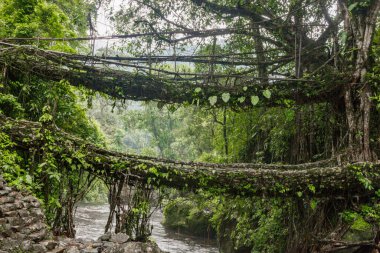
{"left": 74, "top": 203, "right": 219, "bottom": 253}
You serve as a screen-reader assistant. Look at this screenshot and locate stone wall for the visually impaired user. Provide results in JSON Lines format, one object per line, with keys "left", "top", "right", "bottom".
{"left": 0, "top": 176, "right": 52, "bottom": 252}
{"left": 0, "top": 176, "right": 164, "bottom": 253}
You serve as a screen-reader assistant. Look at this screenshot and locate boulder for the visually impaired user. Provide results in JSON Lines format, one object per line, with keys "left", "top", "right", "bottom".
{"left": 104, "top": 242, "right": 163, "bottom": 253}
{"left": 98, "top": 232, "right": 112, "bottom": 241}
{"left": 110, "top": 233, "right": 130, "bottom": 244}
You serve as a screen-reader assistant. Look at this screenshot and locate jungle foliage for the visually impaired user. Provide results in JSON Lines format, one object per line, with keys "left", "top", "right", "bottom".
{"left": 0, "top": 0, "right": 106, "bottom": 237}
{"left": 1, "top": 0, "right": 380, "bottom": 252}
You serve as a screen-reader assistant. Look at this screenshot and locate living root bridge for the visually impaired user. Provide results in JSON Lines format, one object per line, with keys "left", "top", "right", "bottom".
{"left": 0, "top": 43, "right": 338, "bottom": 107}
{"left": 1, "top": 114, "right": 378, "bottom": 198}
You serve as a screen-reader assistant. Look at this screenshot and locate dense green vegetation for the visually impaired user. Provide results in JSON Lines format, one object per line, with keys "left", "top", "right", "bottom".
{"left": 1, "top": 0, "right": 380, "bottom": 252}
{"left": 0, "top": 0, "right": 106, "bottom": 237}
{"left": 85, "top": 97, "right": 380, "bottom": 252}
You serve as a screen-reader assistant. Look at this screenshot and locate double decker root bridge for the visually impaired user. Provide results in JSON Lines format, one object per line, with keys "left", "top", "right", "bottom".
{"left": 0, "top": 42, "right": 377, "bottom": 199}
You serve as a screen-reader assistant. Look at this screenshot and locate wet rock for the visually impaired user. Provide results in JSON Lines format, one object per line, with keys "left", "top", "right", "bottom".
{"left": 41, "top": 240, "right": 59, "bottom": 250}
{"left": 98, "top": 232, "right": 112, "bottom": 241}
{"left": 30, "top": 207, "right": 45, "bottom": 218}
{"left": 110, "top": 233, "right": 130, "bottom": 244}
{"left": 104, "top": 242, "right": 163, "bottom": 253}
{"left": 58, "top": 237, "right": 76, "bottom": 247}
{"left": 32, "top": 243, "right": 48, "bottom": 253}
{"left": 1, "top": 223, "right": 12, "bottom": 237}
{"left": 7, "top": 216, "right": 24, "bottom": 226}
{"left": 65, "top": 246, "right": 81, "bottom": 253}
{"left": 81, "top": 248, "right": 99, "bottom": 253}
{"left": 61, "top": 239, "right": 87, "bottom": 250}
{"left": 103, "top": 241, "right": 115, "bottom": 248}
{"left": 21, "top": 240, "right": 33, "bottom": 251}
{"left": 9, "top": 191, "right": 22, "bottom": 198}
{"left": 92, "top": 242, "right": 103, "bottom": 248}
{"left": 0, "top": 196, "right": 15, "bottom": 204}
{"left": 4, "top": 210, "right": 18, "bottom": 217}
{"left": 0, "top": 218, "right": 6, "bottom": 225}
{"left": 28, "top": 228, "right": 48, "bottom": 242}
{"left": 28, "top": 222, "right": 47, "bottom": 233}
{"left": 0, "top": 203, "right": 17, "bottom": 213}
{"left": 48, "top": 247, "right": 66, "bottom": 253}
{"left": 18, "top": 209, "right": 30, "bottom": 217}
{"left": 10, "top": 231, "right": 27, "bottom": 239}
{"left": 0, "top": 238, "right": 19, "bottom": 251}
{"left": 0, "top": 190, "right": 9, "bottom": 197}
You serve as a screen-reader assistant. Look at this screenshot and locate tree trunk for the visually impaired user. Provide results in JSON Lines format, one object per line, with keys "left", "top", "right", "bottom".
{"left": 344, "top": 78, "right": 373, "bottom": 161}
{"left": 223, "top": 107, "right": 228, "bottom": 158}
{"left": 339, "top": 0, "right": 380, "bottom": 161}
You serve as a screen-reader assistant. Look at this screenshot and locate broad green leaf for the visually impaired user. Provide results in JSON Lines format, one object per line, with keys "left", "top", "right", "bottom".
{"left": 221, "top": 93, "right": 230, "bottom": 103}
{"left": 54, "top": 199, "right": 62, "bottom": 208}
{"left": 208, "top": 96, "right": 218, "bottom": 106}
{"left": 263, "top": 89, "right": 271, "bottom": 99}
{"left": 25, "top": 175, "right": 32, "bottom": 185}
{"left": 308, "top": 184, "right": 316, "bottom": 193}
{"left": 65, "top": 157, "right": 72, "bottom": 164}
{"left": 38, "top": 162, "right": 47, "bottom": 168}
{"left": 194, "top": 87, "right": 202, "bottom": 93}
{"left": 243, "top": 86, "right": 248, "bottom": 91}
{"left": 39, "top": 113, "right": 53, "bottom": 122}
{"left": 250, "top": 95, "right": 259, "bottom": 105}
{"left": 310, "top": 199, "right": 318, "bottom": 210}
{"left": 149, "top": 167, "right": 159, "bottom": 176}
{"left": 348, "top": 2, "right": 358, "bottom": 12}
{"left": 49, "top": 172, "right": 61, "bottom": 182}
{"left": 238, "top": 96, "right": 246, "bottom": 103}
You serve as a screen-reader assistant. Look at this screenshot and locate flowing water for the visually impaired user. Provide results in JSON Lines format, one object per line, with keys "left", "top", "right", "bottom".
{"left": 74, "top": 203, "right": 219, "bottom": 253}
